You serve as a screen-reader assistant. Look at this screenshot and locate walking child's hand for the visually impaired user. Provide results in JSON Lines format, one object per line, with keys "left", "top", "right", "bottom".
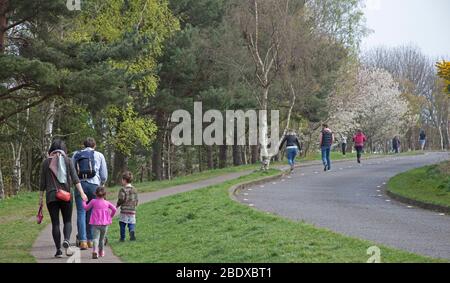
{"left": 81, "top": 193, "right": 88, "bottom": 202}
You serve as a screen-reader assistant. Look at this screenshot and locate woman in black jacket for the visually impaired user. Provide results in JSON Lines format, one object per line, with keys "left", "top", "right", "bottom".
{"left": 279, "top": 130, "right": 302, "bottom": 172}
{"left": 39, "top": 139, "right": 87, "bottom": 258}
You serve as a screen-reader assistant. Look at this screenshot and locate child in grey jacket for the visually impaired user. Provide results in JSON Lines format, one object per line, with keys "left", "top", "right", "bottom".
{"left": 117, "top": 171, "right": 138, "bottom": 241}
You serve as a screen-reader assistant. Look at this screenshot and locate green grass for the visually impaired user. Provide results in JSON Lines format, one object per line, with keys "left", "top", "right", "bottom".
{"left": 0, "top": 192, "right": 50, "bottom": 262}
{"left": 109, "top": 170, "right": 443, "bottom": 263}
{"left": 387, "top": 161, "right": 450, "bottom": 208}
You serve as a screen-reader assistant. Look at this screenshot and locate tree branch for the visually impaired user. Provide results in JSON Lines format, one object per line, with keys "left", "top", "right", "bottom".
{"left": 0, "top": 94, "right": 53, "bottom": 124}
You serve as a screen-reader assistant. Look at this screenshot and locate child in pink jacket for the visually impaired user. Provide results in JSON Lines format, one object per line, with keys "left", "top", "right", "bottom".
{"left": 83, "top": 186, "right": 117, "bottom": 259}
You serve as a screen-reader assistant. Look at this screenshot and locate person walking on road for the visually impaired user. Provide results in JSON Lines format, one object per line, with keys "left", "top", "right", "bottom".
{"left": 320, "top": 124, "right": 334, "bottom": 172}
{"left": 352, "top": 130, "right": 367, "bottom": 164}
{"left": 39, "top": 139, "right": 88, "bottom": 258}
{"left": 392, "top": 136, "right": 401, "bottom": 154}
{"left": 340, "top": 134, "right": 348, "bottom": 156}
{"left": 73, "top": 138, "right": 108, "bottom": 250}
{"left": 279, "top": 130, "right": 302, "bottom": 173}
{"left": 419, "top": 129, "right": 426, "bottom": 151}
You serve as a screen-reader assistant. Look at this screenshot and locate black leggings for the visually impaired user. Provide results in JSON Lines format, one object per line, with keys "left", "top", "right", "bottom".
{"left": 47, "top": 201, "right": 73, "bottom": 250}
{"left": 355, "top": 146, "right": 363, "bottom": 159}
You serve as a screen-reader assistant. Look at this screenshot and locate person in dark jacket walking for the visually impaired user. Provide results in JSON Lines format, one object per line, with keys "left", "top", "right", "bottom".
{"left": 279, "top": 130, "right": 302, "bottom": 172}
{"left": 319, "top": 124, "right": 335, "bottom": 171}
{"left": 392, "top": 136, "right": 401, "bottom": 154}
{"left": 39, "top": 139, "right": 87, "bottom": 258}
{"left": 419, "top": 130, "right": 426, "bottom": 150}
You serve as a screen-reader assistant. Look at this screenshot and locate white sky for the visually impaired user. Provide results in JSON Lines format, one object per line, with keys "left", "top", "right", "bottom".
{"left": 362, "top": 0, "right": 450, "bottom": 60}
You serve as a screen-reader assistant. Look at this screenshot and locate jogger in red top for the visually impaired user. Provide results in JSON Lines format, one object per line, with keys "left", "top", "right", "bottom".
{"left": 352, "top": 130, "right": 367, "bottom": 164}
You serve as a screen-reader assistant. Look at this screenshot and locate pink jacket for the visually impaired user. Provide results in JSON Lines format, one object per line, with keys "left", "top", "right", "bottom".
{"left": 353, "top": 133, "right": 367, "bottom": 147}
{"left": 83, "top": 198, "right": 117, "bottom": 226}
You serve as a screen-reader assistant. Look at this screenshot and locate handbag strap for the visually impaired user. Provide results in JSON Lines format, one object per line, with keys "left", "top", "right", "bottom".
{"left": 50, "top": 170, "right": 63, "bottom": 192}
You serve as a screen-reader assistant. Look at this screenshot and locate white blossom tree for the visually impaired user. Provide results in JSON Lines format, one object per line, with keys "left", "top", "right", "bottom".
{"left": 330, "top": 67, "right": 409, "bottom": 152}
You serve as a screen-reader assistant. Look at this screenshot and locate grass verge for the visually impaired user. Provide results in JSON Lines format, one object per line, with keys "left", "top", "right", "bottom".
{"left": 387, "top": 161, "right": 450, "bottom": 208}
{"left": 0, "top": 192, "right": 49, "bottom": 262}
{"left": 109, "top": 170, "right": 443, "bottom": 263}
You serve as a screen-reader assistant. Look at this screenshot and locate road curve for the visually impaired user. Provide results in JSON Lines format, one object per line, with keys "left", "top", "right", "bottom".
{"left": 236, "top": 152, "right": 450, "bottom": 260}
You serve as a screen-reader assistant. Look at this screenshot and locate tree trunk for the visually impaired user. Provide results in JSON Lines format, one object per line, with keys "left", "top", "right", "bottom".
{"left": 198, "top": 147, "right": 203, "bottom": 172}
{"left": 42, "top": 100, "right": 56, "bottom": 157}
{"left": 0, "top": 160, "right": 4, "bottom": 199}
{"left": 146, "top": 157, "right": 152, "bottom": 182}
{"left": 206, "top": 146, "right": 214, "bottom": 170}
{"left": 0, "top": 0, "right": 8, "bottom": 54}
{"left": 152, "top": 140, "right": 162, "bottom": 181}
{"left": 165, "top": 130, "right": 172, "bottom": 180}
{"left": 219, "top": 145, "right": 227, "bottom": 168}
{"left": 184, "top": 146, "right": 193, "bottom": 174}
{"left": 241, "top": 145, "right": 248, "bottom": 165}
{"left": 11, "top": 143, "right": 22, "bottom": 195}
{"left": 232, "top": 144, "right": 242, "bottom": 166}
{"left": 260, "top": 87, "right": 270, "bottom": 170}
{"left": 251, "top": 145, "right": 259, "bottom": 164}
{"left": 438, "top": 124, "right": 444, "bottom": 151}
{"left": 151, "top": 113, "right": 165, "bottom": 181}
{"left": 113, "top": 151, "right": 128, "bottom": 185}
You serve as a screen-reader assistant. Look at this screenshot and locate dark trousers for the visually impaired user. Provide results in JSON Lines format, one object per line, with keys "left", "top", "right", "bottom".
{"left": 120, "top": 221, "right": 136, "bottom": 240}
{"left": 342, "top": 143, "right": 347, "bottom": 155}
{"left": 355, "top": 146, "right": 363, "bottom": 160}
{"left": 47, "top": 200, "right": 73, "bottom": 250}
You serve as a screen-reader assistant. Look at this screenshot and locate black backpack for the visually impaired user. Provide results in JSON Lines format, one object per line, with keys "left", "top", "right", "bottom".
{"left": 74, "top": 150, "right": 96, "bottom": 179}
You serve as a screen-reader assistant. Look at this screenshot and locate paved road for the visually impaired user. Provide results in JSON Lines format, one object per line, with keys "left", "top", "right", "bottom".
{"left": 32, "top": 170, "right": 253, "bottom": 263}
{"left": 236, "top": 152, "right": 450, "bottom": 260}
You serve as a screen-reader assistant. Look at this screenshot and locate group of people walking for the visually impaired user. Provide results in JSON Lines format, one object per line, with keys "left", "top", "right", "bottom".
{"left": 39, "top": 138, "right": 138, "bottom": 259}
{"left": 279, "top": 124, "right": 427, "bottom": 172}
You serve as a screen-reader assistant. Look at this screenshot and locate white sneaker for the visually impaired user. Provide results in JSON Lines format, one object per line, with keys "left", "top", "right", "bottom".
{"left": 63, "top": 240, "right": 74, "bottom": 256}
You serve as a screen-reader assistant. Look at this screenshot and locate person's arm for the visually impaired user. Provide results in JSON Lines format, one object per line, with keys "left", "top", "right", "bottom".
{"left": 108, "top": 202, "right": 117, "bottom": 218}
{"left": 99, "top": 153, "right": 108, "bottom": 185}
{"left": 319, "top": 132, "right": 323, "bottom": 145}
{"left": 117, "top": 188, "right": 125, "bottom": 207}
{"left": 39, "top": 161, "right": 46, "bottom": 205}
{"left": 295, "top": 137, "right": 301, "bottom": 149}
{"left": 82, "top": 199, "right": 93, "bottom": 211}
{"left": 68, "top": 158, "right": 87, "bottom": 201}
{"left": 332, "top": 133, "right": 335, "bottom": 144}
{"left": 278, "top": 136, "right": 287, "bottom": 151}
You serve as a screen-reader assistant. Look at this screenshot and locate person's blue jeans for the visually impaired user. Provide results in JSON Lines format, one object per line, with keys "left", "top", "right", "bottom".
{"left": 286, "top": 147, "right": 298, "bottom": 167}
{"left": 120, "top": 221, "right": 136, "bottom": 240}
{"left": 75, "top": 181, "right": 98, "bottom": 242}
{"left": 321, "top": 146, "right": 331, "bottom": 169}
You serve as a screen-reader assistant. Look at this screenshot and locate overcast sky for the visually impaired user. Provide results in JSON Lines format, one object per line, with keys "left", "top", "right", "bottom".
{"left": 362, "top": 0, "right": 450, "bottom": 60}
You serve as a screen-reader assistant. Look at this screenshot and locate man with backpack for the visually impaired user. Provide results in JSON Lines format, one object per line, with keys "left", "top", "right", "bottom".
{"left": 73, "top": 138, "right": 108, "bottom": 250}
{"left": 319, "top": 124, "right": 334, "bottom": 172}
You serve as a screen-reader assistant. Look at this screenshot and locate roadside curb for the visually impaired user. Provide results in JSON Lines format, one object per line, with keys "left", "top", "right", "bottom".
{"left": 386, "top": 190, "right": 450, "bottom": 214}
{"left": 228, "top": 170, "right": 286, "bottom": 203}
